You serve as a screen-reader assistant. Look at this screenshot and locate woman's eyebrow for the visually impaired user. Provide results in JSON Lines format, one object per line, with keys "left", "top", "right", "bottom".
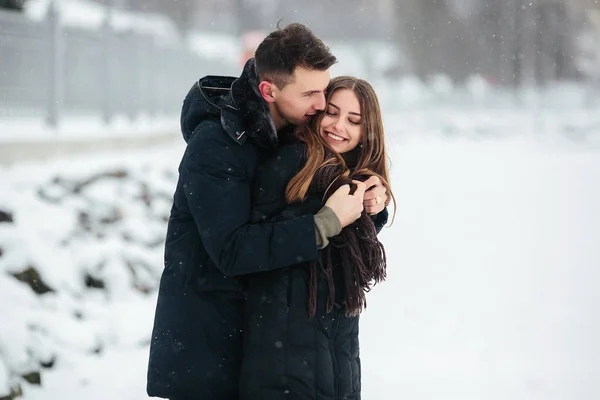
{"left": 329, "top": 102, "right": 361, "bottom": 116}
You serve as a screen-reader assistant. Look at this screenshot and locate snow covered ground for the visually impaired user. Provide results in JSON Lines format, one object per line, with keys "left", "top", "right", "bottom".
{"left": 1, "top": 99, "right": 599, "bottom": 400}
{"left": 0, "top": 115, "right": 179, "bottom": 143}
{"left": 362, "top": 135, "right": 600, "bottom": 400}
{"left": 2, "top": 1, "right": 598, "bottom": 397}
{"left": 0, "top": 144, "right": 183, "bottom": 399}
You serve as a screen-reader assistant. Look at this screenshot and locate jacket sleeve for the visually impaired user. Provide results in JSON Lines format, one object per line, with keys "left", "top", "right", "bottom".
{"left": 180, "top": 125, "right": 319, "bottom": 277}
{"left": 371, "top": 207, "right": 389, "bottom": 234}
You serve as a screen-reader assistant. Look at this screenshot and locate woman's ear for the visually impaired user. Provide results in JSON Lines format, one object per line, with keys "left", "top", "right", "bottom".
{"left": 258, "top": 81, "right": 277, "bottom": 103}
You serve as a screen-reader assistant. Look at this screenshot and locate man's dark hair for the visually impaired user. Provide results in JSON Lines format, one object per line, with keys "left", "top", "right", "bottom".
{"left": 254, "top": 23, "right": 337, "bottom": 88}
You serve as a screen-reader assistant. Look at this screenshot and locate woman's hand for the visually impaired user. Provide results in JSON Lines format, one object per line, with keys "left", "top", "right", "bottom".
{"left": 325, "top": 182, "right": 366, "bottom": 228}
{"left": 362, "top": 176, "right": 387, "bottom": 215}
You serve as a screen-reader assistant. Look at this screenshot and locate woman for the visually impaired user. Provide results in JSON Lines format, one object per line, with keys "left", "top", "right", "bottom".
{"left": 240, "top": 76, "right": 395, "bottom": 400}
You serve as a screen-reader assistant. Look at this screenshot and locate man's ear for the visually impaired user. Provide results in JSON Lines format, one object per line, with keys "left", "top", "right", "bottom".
{"left": 258, "top": 81, "right": 277, "bottom": 103}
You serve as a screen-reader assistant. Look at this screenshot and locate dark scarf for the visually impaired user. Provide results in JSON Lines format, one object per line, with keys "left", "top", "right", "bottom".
{"left": 306, "top": 148, "right": 387, "bottom": 317}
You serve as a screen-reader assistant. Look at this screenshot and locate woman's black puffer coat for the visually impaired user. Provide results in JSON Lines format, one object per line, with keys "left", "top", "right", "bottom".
{"left": 239, "top": 140, "right": 387, "bottom": 400}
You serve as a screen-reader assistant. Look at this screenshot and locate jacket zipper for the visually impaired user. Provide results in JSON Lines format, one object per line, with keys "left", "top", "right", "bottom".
{"left": 330, "top": 309, "right": 341, "bottom": 398}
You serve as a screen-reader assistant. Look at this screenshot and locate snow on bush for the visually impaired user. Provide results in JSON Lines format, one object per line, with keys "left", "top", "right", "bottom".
{"left": 0, "top": 147, "right": 180, "bottom": 398}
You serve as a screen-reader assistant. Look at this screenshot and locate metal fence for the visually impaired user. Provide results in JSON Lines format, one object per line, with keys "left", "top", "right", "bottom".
{"left": 0, "top": 6, "right": 237, "bottom": 127}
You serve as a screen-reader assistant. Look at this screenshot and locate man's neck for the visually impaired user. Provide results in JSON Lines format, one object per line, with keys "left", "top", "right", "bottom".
{"left": 268, "top": 103, "right": 287, "bottom": 132}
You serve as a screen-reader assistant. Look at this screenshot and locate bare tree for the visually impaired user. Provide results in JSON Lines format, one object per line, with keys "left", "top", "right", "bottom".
{"left": 394, "top": 0, "right": 479, "bottom": 81}
{"left": 394, "top": 0, "right": 579, "bottom": 85}
{"left": 0, "top": 0, "right": 25, "bottom": 11}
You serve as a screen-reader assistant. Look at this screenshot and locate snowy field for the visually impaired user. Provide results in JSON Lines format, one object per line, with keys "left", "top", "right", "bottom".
{"left": 1, "top": 102, "right": 599, "bottom": 400}
{"left": 2, "top": 0, "right": 599, "bottom": 397}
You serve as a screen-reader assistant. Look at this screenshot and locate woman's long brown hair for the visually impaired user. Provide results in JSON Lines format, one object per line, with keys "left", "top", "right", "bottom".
{"left": 286, "top": 77, "right": 395, "bottom": 211}
{"left": 285, "top": 76, "right": 397, "bottom": 317}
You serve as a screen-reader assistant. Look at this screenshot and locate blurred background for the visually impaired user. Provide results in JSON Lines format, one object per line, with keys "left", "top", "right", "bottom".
{"left": 1, "top": 0, "right": 599, "bottom": 137}
{"left": 1, "top": 1, "right": 599, "bottom": 399}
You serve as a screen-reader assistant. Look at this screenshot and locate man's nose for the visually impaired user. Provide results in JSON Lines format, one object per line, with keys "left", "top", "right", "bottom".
{"left": 313, "top": 94, "right": 326, "bottom": 111}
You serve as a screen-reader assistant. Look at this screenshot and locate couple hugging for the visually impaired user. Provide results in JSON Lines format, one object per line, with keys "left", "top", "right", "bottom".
{"left": 147, "top": 22, "right": 395, "bottom": 400}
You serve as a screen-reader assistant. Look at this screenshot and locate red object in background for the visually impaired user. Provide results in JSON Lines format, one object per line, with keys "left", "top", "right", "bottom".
{"left": 239, "top": 30, "right": 268, "bottom": 67}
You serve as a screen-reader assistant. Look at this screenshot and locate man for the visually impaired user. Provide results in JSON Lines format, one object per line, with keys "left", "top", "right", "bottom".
{"left": 147, "top": 23, "right": 388, "bottom": 400}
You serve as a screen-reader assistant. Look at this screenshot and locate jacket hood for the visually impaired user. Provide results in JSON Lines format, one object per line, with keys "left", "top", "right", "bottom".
{"left": 179, "top": 59, "right": 278, "bottom": 149}
{"left": 179, "top": 75, "right": 236, "bottom": 143}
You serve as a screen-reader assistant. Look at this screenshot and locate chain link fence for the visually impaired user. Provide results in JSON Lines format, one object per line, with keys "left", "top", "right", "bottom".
{"left": 0, "top": 5, "right": 237, "bottom": 128}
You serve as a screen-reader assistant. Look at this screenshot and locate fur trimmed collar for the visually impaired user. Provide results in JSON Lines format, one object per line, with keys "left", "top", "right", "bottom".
{"left": 231, "top": 58, "right": 278, "bottom": 150}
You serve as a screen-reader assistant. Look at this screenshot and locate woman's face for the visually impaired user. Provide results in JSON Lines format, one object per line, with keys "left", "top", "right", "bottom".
{"left": 319, "top": 89, "right": 363, "bottom": 154}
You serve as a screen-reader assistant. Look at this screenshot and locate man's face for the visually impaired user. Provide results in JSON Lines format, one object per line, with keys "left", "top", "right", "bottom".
{"left": 272, "top": 67, "right": 330, "bottom": 126}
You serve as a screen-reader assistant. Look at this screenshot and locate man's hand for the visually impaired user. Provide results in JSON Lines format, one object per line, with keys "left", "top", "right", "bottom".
{"left": 363, "top": 176, "right": 387, "bottom": 215}
{"left": 325, "top": 182, "right": 367, "bottom": 228}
